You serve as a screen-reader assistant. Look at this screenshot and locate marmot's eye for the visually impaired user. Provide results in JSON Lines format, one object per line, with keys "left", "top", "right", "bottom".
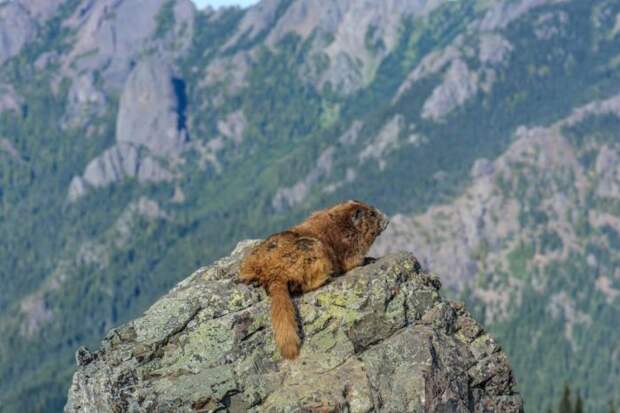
{"left": 352, "top": 208, "right": 364, "bottom": 224}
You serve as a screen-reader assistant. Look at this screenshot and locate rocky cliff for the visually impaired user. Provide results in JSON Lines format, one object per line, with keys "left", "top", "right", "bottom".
{"left": 65, "top": 241, "right": 522, "bottom": 412}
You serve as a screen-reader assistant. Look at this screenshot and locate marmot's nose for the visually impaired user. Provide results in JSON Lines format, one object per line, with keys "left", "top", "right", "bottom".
{"left": 378, "top": 210, "right": 390, "bottom": 231}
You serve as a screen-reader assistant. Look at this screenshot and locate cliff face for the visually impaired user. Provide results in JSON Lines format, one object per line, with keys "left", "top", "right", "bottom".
{"left": 65, "top": 241, "right": 522, "bottom": 412}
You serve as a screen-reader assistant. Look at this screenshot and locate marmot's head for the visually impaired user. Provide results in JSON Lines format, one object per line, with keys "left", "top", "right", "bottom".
{"left": 327, "top": 200, "right": 389, "bottom": 246}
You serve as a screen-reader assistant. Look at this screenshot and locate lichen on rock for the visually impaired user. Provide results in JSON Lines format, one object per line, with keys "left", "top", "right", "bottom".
{"left": 65, "top": 241, "right": 523, "bottom": 412}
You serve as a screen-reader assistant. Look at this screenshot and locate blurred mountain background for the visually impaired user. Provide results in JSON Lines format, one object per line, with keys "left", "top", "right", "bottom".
{"left": 0, "top": 0, "right": 619, "bottom": 411}
{"left": 194, "top": 0, "right": 258, "bottom": 8}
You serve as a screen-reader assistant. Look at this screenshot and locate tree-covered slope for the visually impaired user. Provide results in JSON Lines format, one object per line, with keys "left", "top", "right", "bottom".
{"left": 0, "top": 0, "right": 618, "bottom": 411}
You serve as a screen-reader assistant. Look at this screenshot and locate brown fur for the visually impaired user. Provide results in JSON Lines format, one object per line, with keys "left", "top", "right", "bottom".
{"left": 239, "top": 200, "right": 389, "bottom": 359}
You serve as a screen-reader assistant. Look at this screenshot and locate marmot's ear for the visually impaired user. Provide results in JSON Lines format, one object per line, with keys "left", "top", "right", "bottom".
{"left": 352, "top": 208, "right": 364, "bottom": 225}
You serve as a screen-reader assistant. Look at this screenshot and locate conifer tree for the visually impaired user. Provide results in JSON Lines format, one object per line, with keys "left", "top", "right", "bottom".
{"left": 574, "top": 393, "right": 584, "bottom": 413}
{"left": 559, "top": 384, "right": 573, "bottom": 413}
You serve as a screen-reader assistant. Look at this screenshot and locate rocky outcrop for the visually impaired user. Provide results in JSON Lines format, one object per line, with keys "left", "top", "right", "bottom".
{"left": 116, "top": 58, "right": 188, "bottom": 155}
{"left": 63, "top": 0, "right": 194, "bottom": 88}
{"left": 0, "top": 84, "right": 21, "bottom": 113}
{"left": 0, "top": 1, "right": 36, "bottom": 65}
{"left": 65, "top": 241, "right": 522, "bottom": 412}
{"left": 359, "top": 114, "right": 404, "bottom": 169}
{"left": 477, "top": 0, "right": 563, "bottom": 32}
{"left": 0, "top": 0, "right": 64, "bottom": 65}
{"left": 18, "top": 0, "right": 64, "bottom": 19}
{"left": 420, "top": 59, "right": 480, "bottom": 121}
{"left": 224, "top": 0, "right": 447, "bottom": 95}
{"left": 478, "top": 33, "right": 513, "bottom": 65}
{"left": 0, "top": 137, "right": 24, "bottom": 163}
{"left": 68, "top": 144, "right": 175, "bottom": 201}
{"left": 373, "top": 94, "right": 620, "bottom": 327}
{"left": 395, "top": 22, "right": 514, "bottom": 119}
{"left": 595, "top": 145, "right": 620, "bottom": 198}
{"left": 64, "top": 73, "right": 108, "bottom": 127}
{"left": 68, "top": 57, "right": 188, "bottom": 201}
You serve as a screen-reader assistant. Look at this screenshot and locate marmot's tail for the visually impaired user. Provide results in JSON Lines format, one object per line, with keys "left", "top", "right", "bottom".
{"left": 269, "top": 281, "right": 300, "bottom": 359}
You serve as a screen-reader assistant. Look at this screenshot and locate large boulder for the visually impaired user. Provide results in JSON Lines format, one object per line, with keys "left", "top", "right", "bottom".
{"left": 116, "top": 58, "right": 188, "bottom": 155}
{"left": 65, "top": 241, "right": 523, "bottom": 412}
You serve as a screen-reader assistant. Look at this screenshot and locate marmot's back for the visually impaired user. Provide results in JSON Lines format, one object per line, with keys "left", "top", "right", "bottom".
{"left": 240, "top": 230, "right": 336, "bottom": 292}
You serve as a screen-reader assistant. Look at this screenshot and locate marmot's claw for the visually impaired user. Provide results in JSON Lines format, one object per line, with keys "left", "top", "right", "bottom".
{"left": 363, "top": 257, "right": 378, "bottom": 265}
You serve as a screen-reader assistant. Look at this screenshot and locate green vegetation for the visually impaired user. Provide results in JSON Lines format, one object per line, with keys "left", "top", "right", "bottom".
{"left": 547, "top": 384, "right": 617, "bottom": 413}
{"left": 364, "top": 25, "right": 385, "bottom": 55}
{"left": 507, "top": 242, "right": 535, "bottom": 280}
{"left": 564, "top": 113, "right": 620, "bottom": 147}
{"left": 154, "top": 0, "right": 176, "bottom": 39}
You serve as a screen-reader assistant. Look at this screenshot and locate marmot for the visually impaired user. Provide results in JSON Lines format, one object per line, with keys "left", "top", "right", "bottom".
{"left": 240, "top": 200, "right": 389, "bottom": 359}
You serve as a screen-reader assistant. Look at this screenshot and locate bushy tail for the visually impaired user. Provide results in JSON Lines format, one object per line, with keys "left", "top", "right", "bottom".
{"left": 269, "top": 281, "right": 300, "bottom": 359}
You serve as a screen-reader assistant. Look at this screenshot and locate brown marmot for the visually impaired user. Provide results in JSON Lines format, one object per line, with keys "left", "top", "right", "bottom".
{"left": 239, "top": 200, "right": 389, "bottom": 359}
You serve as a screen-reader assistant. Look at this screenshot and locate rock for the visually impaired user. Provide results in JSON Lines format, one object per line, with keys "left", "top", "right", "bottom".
{"left": 272, "top": 146, "right": 336, "bottom": 211}
{"left": 217, "top": 110, "right": 246, "bottom": 145}
{"left": 0, "top": 84, "right": 21, "bottom": 113}
{"left": 595, "top": 145, "right": 620, "bottom": 198}
{"left": 136, "top": 156, "right": 175, "bottom": 183}
{"left": 19, "top": 294, "right": 54, "bottom": 338}
{"left": 422, "top": 59, "right": 479, "bottom": 121}
{"left": 471, "top": 158, "right": 495, "bottom": 178}
{"left": 338, "top": 120, "right": 364, "bottom": 145}
{"left": 478, "top": 33, "right": 513, "bottom": 66}
{"left": 0, "top": 1, "right": 36, "bottom": 65}
{"left": 65, "top": 242, "right": 523, "bottom": 412}
{"left": 116, "top": 58, "right": 188, "bottom": 156}
{"left": 224, "top": 0, "right": 447, "bottom": 95}
{"left": 63, "top": 0, "right": 195, "bottom": 89}
{"left": 34, "top": 51, "right": 58, "bottom": 70}
{"left": 359, "top": 114, "right": 404, "bottom": 169}
{"left": 16, "top": 0, "right": 64, "bottom": 20}
{"left": 223, "top": 0, "right": 283, "bottom": 50}
{"left": 477, "top": 0, "right": 557, "bottom": 32}
{"left": 533, "top": 11, "right": 569, "bottom": 40}
{"left": 394, "top": 45, "right": 462, "bottom": 103}
{"left": 64, "top": 73, "right": 107, "bottom": 127}
{"left": 67, "top": 55, "right": 189, "bottom": 201}
{"left": 395, "top": 31, "right": 513, "bottom": 109}
{"left": 0, "top": 137, "right": 24, "bottom": 162}
{"left": 67, "top": 176, "right": 88, "bottom": 202}
{"left": 82, "top": 143, "right": 140, "bottom": 187}
{"left": 68, "top": 143, "right": 174, "bottom": 201}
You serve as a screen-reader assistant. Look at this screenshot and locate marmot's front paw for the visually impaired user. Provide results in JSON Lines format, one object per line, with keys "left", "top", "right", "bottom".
{"left": 363, "top": 257, "right": 378, "bottom": 265}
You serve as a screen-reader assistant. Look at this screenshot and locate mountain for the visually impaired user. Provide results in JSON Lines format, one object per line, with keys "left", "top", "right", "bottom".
{"left": 0, "top": 0, "right": 619, "bottom": 411}
{"left": 64, "top": 244, "right": 524, "bottom": 412}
